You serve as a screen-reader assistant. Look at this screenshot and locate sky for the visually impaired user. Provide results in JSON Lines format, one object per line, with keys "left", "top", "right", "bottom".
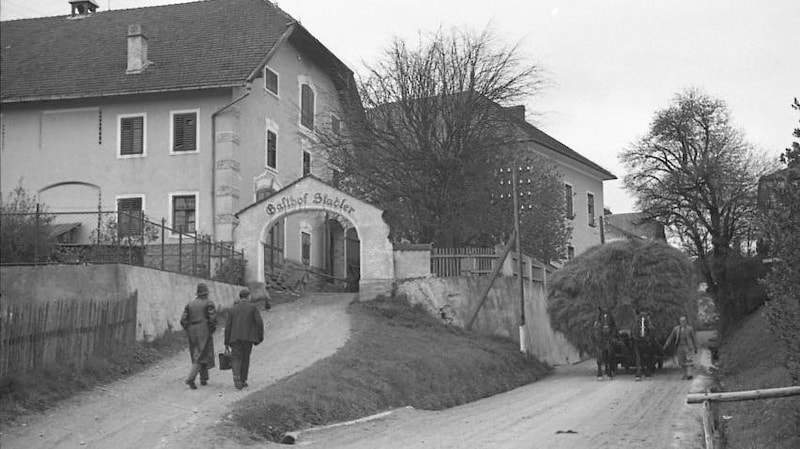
{"left": 2, "top": 0, "right": 798, "bottom": 213}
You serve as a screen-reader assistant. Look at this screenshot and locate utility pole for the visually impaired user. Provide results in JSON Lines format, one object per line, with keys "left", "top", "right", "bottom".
{"left": 511, "top": 166, "right": 526, "bottom": 353}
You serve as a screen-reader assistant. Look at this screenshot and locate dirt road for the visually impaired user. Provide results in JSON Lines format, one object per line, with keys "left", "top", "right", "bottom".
{"left": 290, "top": 349, "right": 715, "bottom": 449}
{"left": 0, "top": 293, "right": 354, "bottom": 449}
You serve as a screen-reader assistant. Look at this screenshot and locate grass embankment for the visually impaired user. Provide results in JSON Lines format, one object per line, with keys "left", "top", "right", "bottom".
{"left": 228, "top": 296, "right": 552, "bottom": 443}
{"left": 716, "top": 309, "right": 800, "bottom": 449}
{"left": 0, "top": 328, "right": 187, "bottom": 426}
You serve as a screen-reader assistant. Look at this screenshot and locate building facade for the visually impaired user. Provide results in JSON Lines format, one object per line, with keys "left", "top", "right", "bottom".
{"left": 1, "top": 0, "right": 358, "bottom": 280}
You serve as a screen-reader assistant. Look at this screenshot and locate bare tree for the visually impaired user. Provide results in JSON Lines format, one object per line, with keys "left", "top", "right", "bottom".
{"left": 325, "top": 26, "right": 569, "bottom": 259}
{"left": 620, "top": 88, "right": 772, "bottom": 325}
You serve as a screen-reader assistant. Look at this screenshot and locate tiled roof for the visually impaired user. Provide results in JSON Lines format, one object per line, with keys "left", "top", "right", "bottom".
{"left": 1, "top": 0, "right": 297, "bottom": 102}
{"left": 501, "top": 108, "right": 616, "bottom": 180}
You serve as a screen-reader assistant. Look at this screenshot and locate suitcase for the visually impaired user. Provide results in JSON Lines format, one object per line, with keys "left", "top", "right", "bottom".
{"left": 218, "top": 349, "right": 232, "bottom": 370}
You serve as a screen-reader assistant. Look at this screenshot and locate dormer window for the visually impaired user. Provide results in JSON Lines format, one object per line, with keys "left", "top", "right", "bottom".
{"left": 70, "top": 0, "right": 99, "bottom": 17}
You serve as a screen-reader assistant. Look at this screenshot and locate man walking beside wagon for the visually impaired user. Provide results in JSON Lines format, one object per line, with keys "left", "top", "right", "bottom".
{"left": 663, "top": 316, "right": 698, "bottom": 380}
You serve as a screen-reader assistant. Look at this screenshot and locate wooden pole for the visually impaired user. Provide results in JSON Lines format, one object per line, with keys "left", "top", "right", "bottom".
{"left": 466, "top": 228, "right": 516, "bottom": 330}
{"left": 702, "top": 400, "right": 715, "bottom": 449}
{"left": 687, "top": 385, "right": 800, "bottom": 404}
{"left": 511, "top": 166, "right": 526, "bottom": 352}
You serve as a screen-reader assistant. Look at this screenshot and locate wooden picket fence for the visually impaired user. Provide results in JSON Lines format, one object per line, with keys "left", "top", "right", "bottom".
{"left": 431, "top": 247, "right": 498, "bottom": 277}
{"left": 0, "top": 294, "right": 137, "bottom": 377}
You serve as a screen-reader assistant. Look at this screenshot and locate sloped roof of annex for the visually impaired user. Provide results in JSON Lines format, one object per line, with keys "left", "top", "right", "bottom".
{"left": 365, "top": 92, "right": 616, "bottom": 181}
{"left": 0, "top": 0, "right": 356, "bottom": 103}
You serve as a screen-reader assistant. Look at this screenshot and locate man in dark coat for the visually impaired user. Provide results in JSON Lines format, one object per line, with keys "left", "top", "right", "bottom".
{"left": 224, "top": 288, "right": 264, "bottom": 390}
{"left": 663, "top": 315, "right": 698, "bottom": 380}
{"left": 180, "top": 283, "right": 217, "bottom": 389}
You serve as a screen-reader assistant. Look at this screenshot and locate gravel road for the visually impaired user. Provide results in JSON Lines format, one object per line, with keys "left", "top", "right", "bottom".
{"left": 0, "top": 293, "right": 354, "bottom": 449}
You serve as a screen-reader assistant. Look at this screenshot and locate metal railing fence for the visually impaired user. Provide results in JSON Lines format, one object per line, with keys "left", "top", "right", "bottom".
{"left": 0, "top": 209, "right": 244, "bottom": 283}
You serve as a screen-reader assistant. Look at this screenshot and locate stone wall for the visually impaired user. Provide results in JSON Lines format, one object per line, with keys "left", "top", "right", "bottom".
{"left": 396, "top": 276, "right": 581, "bottom": 366}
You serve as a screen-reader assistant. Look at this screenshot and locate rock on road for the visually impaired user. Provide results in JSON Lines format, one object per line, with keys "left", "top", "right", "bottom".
{"left": 0, "top": 293, "right": 354, "bottom": 449}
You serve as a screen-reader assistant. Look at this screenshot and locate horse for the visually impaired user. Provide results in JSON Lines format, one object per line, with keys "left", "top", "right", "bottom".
{"left": 633, "top": 311, "right": 658, "bottom": 380}
{"left": 592, "top": 307, "right": 618, "bottom": 380}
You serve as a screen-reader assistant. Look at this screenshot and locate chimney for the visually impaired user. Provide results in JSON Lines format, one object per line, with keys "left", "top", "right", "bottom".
{"left": 126, "top": 24, "right": 150, "bottom": 74}
{"left": 506, "top": 105, "right": 526, "bottom": 121}
{"left": 69, "top": 0, "right": 99, "bottom": 17}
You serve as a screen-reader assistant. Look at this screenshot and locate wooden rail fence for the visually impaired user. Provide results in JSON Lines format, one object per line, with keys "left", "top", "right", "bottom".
{"left": 431, "top": 247, "right": 498, "bottom": 277}
{"left": 686, "top": 386, "right": 800, "bottom": 449}
{"left": 0, "top": 294, "right": 137, "bottom": 378}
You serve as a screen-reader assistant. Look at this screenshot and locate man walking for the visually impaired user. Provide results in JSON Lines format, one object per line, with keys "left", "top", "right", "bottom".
{"left": 663, "top": 316, "right": 698, "bottom": 380}
{"left": 180, "top": 283, "right": 217, "bottom": 389}
{"left": 225, "top": 288, "right": 264, "bottom": 390}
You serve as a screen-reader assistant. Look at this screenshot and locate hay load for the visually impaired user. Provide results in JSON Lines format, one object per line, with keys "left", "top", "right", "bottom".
{"left": 547, "top": 239, "right": 698, "bottom": 353}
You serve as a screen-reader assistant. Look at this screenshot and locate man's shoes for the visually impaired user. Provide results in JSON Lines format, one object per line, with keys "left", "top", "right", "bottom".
{"left": 235, "top": 383, "right": 244, "bottom": 390}
{"left": 686, "top": 375, "right": 693, "bottom": 380}
{"left": 186, "top": 379, "right": 198, "bottom": 390}
{"left": 200, "top": 379, "right": 208, "bottom": 386}
{"left": 242, "top": 381, "right": 248, "bottom": 388}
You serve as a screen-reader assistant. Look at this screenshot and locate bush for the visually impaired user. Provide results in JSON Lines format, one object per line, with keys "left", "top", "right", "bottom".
{"left": 214, "top": 257, "right": 247, "bottom": 285}
{"left": 0, "top": 186, "right": 56, "bottom": 264}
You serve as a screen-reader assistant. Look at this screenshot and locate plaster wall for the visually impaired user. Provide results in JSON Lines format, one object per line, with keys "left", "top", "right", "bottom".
{"left": 0, "top": 265, "right": 239, "bottom": 341}
{"left": 0, "top": 91, "right": 231, "bottom": 240}
{"left": 397, "top": 276, "right": 581, "bottom": 365}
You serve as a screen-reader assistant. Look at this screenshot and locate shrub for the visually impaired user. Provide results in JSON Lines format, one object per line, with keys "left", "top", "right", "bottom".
{"left": 214, "top": 257, "right": 247, "bottom": 285}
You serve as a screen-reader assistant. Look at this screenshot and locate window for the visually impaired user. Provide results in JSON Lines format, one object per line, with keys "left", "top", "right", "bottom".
{"left": 300, "top": 83, "right": 315, "bottom": 130}
{"left": 302, "top": 151, "right": 311, "bottom": 177}
{"left": 301, "top": 231, "right": 311, "bottom": 265}
{"left": 266, "top": 129, "right": 277, "bottom": 169}
{"left": 256, "top": 187, "right": 275, "bottom": 202}
{"left": 171, "top": 110, "right": 198, "bottom": 153}
{"left": 565, "top": 184, "right": 574, "bottom": 219}
{"left": 171, "top": 194, "right": 196, "bottom": 234}
{"left": 117, "top": 196, "right": 143, "bottom": 238}
{"left": 264, "top": 67, "right": 278, "bottom": 95}
{"left": 331, "top": 114, "right": 341, "bottom": 135}
{"left": 587, "top": 192, "right": 596, "bottom": 227}
{"left": 332, "top": 168, "right": 343, "bottom": 188}
{"left": 119, "top": 114, "right": 145, "bottom": 156}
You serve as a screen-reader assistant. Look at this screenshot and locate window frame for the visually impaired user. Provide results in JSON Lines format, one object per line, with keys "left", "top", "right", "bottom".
{"left": 115, "top": 194, "right": 145, "bottom": 239}
{"left": 264, "top": 66, "right": 279, "bottom": 96}
{"left": 564, "top": 183, "right": 575, "bottom": 220}
{"left": 168, "top": 191, "right": 199, "bottom": 236}
{"left": 587, "top": 191, "right": 596, "bottom": 227}
{"left": 265, "top": 118, "right": 278, "bottom": 170}
{"left": 330, "top": 113, "right": 341, "bottom": 136}
{"left": 169, "top": 109, "right": 200, "bottom": 155}
{"left": 301, "top": 231, "right": 311, "bottom": 266}
{"left": 117, "top": 113, "right": 147, "bottom": 158}
{"left": 302, "top": 150, "right": 312, "bottom": 177}
{"left": 299, "top": 81, "right": 316, "bottom": 131}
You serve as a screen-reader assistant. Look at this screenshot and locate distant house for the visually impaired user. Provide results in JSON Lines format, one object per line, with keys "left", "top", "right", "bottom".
{"left": 1, "top": 0, "right": 360, "bottom": 280}
{"left": 602, "top": 212, "right": 666, "bottom": 242}
{"left": 369, "top": 96, "right": 616, "bottom": 259}
{"left": 498, "top": 105, "right": 617, "bottom": 258}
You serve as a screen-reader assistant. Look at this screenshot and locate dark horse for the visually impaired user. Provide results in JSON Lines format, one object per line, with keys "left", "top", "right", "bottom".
{"left": 592, "top": 307, "right": 618, "bottom": 380}
{"left": 633, "top": 311, "right": 657, "bottom": 380}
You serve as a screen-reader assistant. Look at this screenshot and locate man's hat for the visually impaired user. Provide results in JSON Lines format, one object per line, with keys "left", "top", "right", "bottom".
{"left": 239, "top": 288, "right": 251, "bottom": 298}
{"left": 196, "top": 283, "right": 209, "bottom": 297}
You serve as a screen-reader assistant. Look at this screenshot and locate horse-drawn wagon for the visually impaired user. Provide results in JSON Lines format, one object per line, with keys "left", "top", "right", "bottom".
{"left": 613, "top": 329, "right": 667, "bottom": 374}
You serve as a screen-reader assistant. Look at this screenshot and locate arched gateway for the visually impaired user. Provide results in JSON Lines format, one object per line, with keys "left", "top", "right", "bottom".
{"left": 234, "top": 176, "right": 394, "bottom": 299}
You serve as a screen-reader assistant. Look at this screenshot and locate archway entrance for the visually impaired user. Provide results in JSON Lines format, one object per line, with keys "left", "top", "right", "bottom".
{"left": 234, "top": 176, "right": 394, "bottom": 299}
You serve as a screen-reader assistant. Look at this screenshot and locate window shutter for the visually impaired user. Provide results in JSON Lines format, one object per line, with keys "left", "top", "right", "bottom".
{"left": 117, "top": 197, "right": 143, "bottom": 236}
{"left": 301, "top": 84, "right": 314, "bottom": 129}
{"left": 121, "top": 116, "right": 143, "bottom": 155}
{"left": 266, "top": 130, "right": 277, "bottom": 168}
{"left": 173, "top": 113, "right": 196, "bottom": 152}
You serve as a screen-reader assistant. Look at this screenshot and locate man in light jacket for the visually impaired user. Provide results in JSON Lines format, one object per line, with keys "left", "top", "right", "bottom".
{"left": 224, "top": 288, "right": 264, "bottom": 390}
{"left": 663, "top": 316, "right": 698, "bottom": 380}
